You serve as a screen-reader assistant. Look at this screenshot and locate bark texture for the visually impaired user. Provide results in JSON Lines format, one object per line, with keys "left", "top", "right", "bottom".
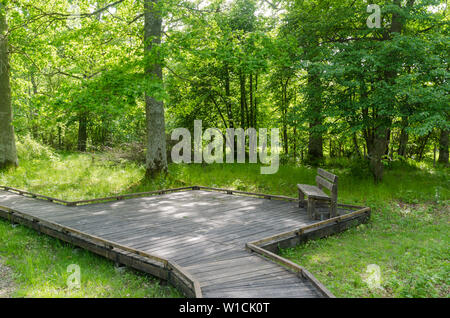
{"left": 438, "top": 128, "right": 449, "bottom": 165}
{"left": 0, "top": 5, "right": 18, "bottom": 169}
{"left": 398, "top": 117, "right": 408, "bottom": 158}
{"left": 144, "top": 0, "right": 167, "bottom": 178}
{"left": 306, "top": 69, "right": 323, "bottom": 163}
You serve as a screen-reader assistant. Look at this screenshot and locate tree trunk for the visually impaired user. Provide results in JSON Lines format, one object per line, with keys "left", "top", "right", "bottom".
{"left": 144, "top": 0, "right": 167, "bottom": 178}
{"left": 370, "top": 134, "right": 387, "bottom": 183}
{"left": 433, "top": 144, "right": 436, "bottom": 167}
{"left": 30, "top": 71, "right": 39, "bottom": 139}
{"left": 365, "top": 122, "right": 391, "bottom": 183}
{"left": 364, "top": 0, "right": 405, "bottom": 182}
{"left": 282, "top": 117, "right": 288, "bottom": 155}
{"left": 353, "top": 133, "right": 362, "bottom": 158}
{"left": 0, "top": 5, "right": 18, "bottom": 168}
{"left": 366, "top": 127, "right": 390, "bottom": 183}
{"left": 398, "top": 117, "right": 408, "bottom": 158}
{"left": 385, "top": 128, "right": 391, "bottom": 156}
{"left": 293, "top": 126, "right": 297, "bottom": 162}
{"left": 77, "top": 112, "right": 87, "bottom": 152}
{"left": 417, "top": 132, "right": 431, "bottom": 162}
{"left": 239, "top": 72, "right": 247, "bottom": 128}
{"left": 306, "top": 69, "right": 323, "bottom": 163}
{"left": 438, "top": 128, "right": 449, "bottom": 165}
{"left": 282, "top": 79, "right": 289, "bottom": 155}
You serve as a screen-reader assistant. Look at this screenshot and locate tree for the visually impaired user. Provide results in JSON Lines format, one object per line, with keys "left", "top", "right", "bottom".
{"left": 438, "top": 128, "right": 449, "bottom": 165}
{"left": 290, "top": 0, "right": 447, "bottom": 181}
{"left": 144, "top": 0, "right": 167, "bottom": 178}
{"left": 0, "top": 1, "right": 18, "bottom": 169}
{"left": 2, "top": 0, "right": 447, "bottom": 182}
{"left": 283, "top": 0, "right": 331, "bottom": 164}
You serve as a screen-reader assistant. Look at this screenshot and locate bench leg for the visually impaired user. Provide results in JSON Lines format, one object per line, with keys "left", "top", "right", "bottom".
{"left": 307, "top": 198, "right": 315, "bottom": 219}
{"left": 330, "top": 200, "right": 337, "bottom": 218}
{"left": 298, "top": 190, "right": 306, "bottom": 208}
{"left": 312, "top": 199, "right": 318, "bottom": 220}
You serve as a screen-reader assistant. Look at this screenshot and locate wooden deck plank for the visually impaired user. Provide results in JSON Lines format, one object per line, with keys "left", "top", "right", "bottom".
{"left": 0, "top": 188, "right": 364, "bottom": 298}
{"left": 199, "top": 267, "right": 295, "bottom": 287}
{"left": 203, "top": 286, "right": 321, "bottom": 298}
{"left": 202, "top": 273, "right": 300, "bottom": 289}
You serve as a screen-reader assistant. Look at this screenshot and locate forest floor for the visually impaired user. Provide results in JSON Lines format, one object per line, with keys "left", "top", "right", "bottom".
{"left": 0, "top": 142, "right": 448, "bottom": 297}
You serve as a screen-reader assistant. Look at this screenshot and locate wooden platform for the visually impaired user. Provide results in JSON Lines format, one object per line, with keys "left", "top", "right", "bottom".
{"left": 0, "top": 186, "right": 370, "bottom": 298}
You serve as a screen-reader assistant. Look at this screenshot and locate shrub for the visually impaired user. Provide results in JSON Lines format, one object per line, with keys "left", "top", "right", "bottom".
{"left": 16, "top": 135, "right": 59, "bottom": 162}
{"left": 348, "top": 159, "right": 371, "bottom": 177}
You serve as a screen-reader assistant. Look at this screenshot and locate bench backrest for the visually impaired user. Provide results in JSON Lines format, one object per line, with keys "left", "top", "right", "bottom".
{"left": 316, "top": 168, "right": 338, "bottom": 200}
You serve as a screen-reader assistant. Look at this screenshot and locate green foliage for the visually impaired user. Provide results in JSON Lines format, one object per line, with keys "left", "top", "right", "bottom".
{"left": 328, "top": 158, "right": 372, "bottom": 178}
{"left": 16, "top": 135, "right": 59, "bottom": 162}
{"left": 4, "top": 0, "right": 447, "bottom": 173}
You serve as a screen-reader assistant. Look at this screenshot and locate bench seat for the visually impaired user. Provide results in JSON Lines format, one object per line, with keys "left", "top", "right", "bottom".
{"left": 297, "top": 184, "right": 330, "bottom": 200}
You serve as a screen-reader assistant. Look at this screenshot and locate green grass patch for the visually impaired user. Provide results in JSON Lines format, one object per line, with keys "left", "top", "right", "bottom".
{"left": 280, "top": 202, "right": 449, "bottom": 298}
{"left": 0, "top": 219, "right": 182, "bottom": 298}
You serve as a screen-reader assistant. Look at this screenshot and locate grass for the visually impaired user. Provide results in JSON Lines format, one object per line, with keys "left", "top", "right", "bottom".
{"left": 0, "top": 221, "right": 182, "bottom": 297}
{"left": 280, "top": 202, "right": 449, "bottom": 297}
{"left": 0, "top": 138, "right": 448, "bottom": 297}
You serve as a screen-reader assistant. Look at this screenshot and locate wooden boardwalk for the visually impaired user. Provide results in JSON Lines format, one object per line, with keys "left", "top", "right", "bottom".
{"left": 0, "top": 187, "right": 370, "bottom": 298}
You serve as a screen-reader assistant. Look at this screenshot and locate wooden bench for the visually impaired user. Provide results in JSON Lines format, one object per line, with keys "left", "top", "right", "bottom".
{"left": 297, "top": 168, "right": 338, "bottom": 220}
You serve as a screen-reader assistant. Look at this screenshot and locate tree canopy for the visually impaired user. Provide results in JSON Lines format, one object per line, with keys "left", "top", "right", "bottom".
{"left": 0, "top": 0, "right": 448, "bottom": 181}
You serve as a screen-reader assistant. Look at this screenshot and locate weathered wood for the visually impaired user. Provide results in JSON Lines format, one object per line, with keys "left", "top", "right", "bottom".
{"left": 197, "top": 186, "right": 298, "bottom": 202}
{"left": 260, "top": 208, "right": 371, "bottom": 253}
{"left": 316, "top": 175, "right": 334, "bottom": 192}
{"left": 297, "top": 184, "right": 330, "bottom": 200}
{"left": 297, "top": 168, "right": 339, "bottom": 219}
{"left": 246, "top": 243, "right": 335, "bottom": 298}
{"left": 0, "top": 205, "right": 206, "bottom": 298}
{"left": 200, "top": 266, "right": 290, "bottom": 287}
{"left": 248, "top": 206, "right": 370, "bottom": 247}
{"left": 203, "top": 275, "right": 301, "bottom": 291}
{"left": 0, "top": 186, "right": 72, "bottom": 205}
{"left": 168, "top": 261, "right": 203, "bottom": 298}
{"left": 0, "top": 208, "right": 169, "bottom": 282}
{"left": 246, "top": 243, "right": 303, "bottom": 274}
{"left": 0, "top": 205, "right": 169, "bottom": 265}
{"left": 317, "top": 168, "right": 338, "bottom": 183}
{"left": 70, "top": 187, "right": 196, "bottom": 206}
{"left": 0, "top": 187, "right": 370, "bottom": 298}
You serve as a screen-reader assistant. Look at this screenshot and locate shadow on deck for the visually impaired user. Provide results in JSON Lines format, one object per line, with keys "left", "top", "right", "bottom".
{"left": 0, "top": 185, "right": 370, "bottom": 298}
